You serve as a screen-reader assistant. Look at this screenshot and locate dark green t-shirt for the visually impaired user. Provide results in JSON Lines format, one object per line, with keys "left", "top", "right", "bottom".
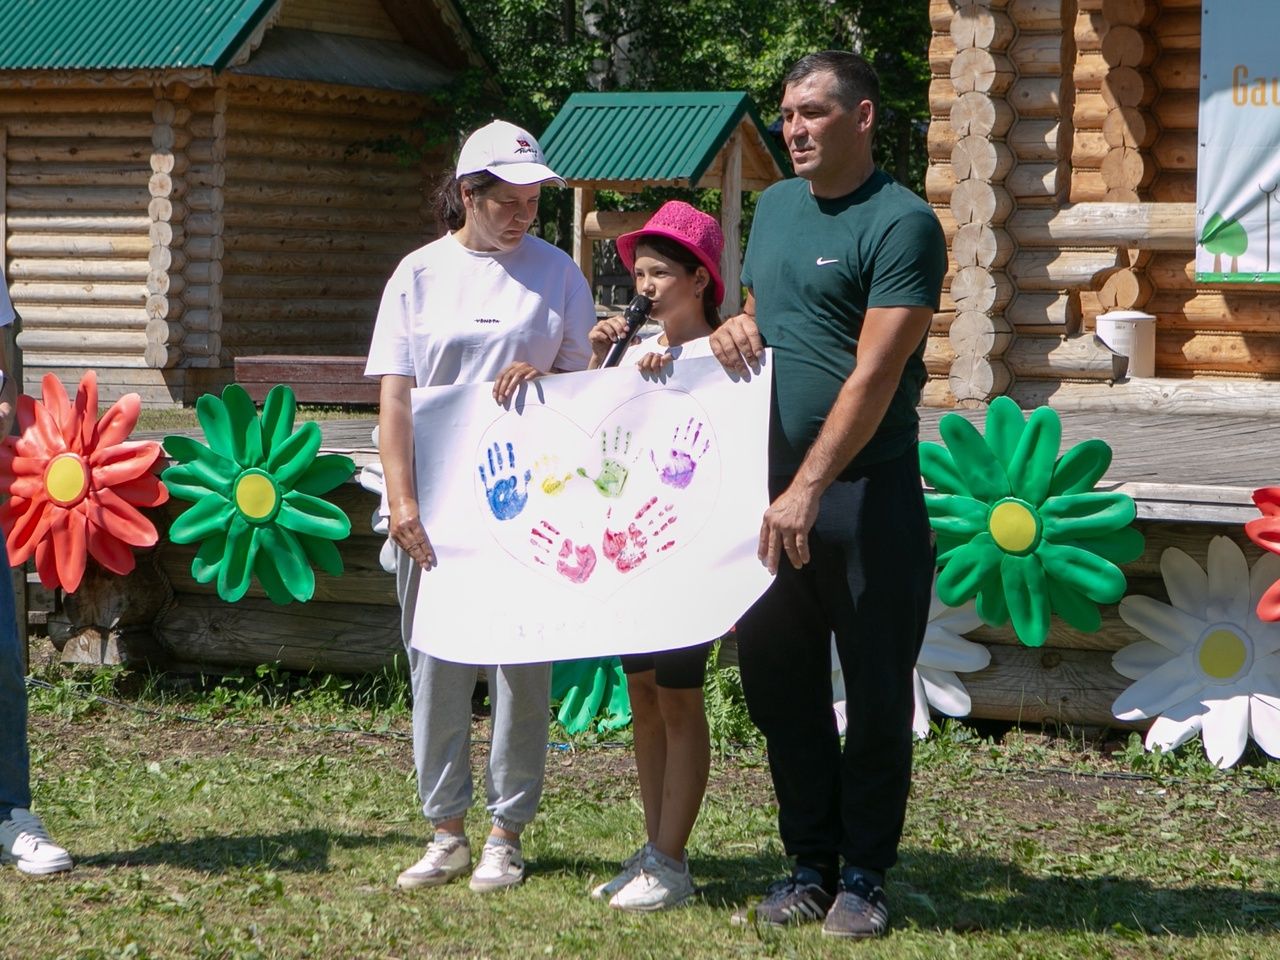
{"left": 741, "top": 170, "right": 947, "bottom": 475}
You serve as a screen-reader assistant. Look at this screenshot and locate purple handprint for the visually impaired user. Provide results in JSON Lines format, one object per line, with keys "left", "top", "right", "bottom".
{"left": 531, "top": 520, "right": 597, "bottom": 584}
{"left": 651, "top": 418, "right": 710, "bottom": 490}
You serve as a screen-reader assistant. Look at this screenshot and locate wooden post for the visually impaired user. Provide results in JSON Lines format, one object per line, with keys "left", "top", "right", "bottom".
{"left": 719, "top": 129, "right": 742, "bottom": 316}
{"left": 573, "top": 186, "right": 595, "bottom": 295}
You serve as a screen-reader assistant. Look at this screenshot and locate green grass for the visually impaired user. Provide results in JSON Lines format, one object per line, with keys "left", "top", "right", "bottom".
{"left": 2, "top": 663, "right": 1278, "bottom": 960}
{"left": 133, "top": 405, "right": 377, "bottom": 433}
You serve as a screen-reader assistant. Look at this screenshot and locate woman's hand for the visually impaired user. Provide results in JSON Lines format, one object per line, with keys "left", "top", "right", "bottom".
{"left": 389, "top": 498, "right": 436, "bottom": 571}
{"left": 492, "top": 361, "right": 543, "bottom": 404}
{"left": 587, "top": 315, "right": 633, "bottom": 369}
{"left": 635, "top": 351, "right": 672, "bottom": 377}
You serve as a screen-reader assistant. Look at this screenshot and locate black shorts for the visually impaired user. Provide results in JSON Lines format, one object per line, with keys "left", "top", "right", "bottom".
{"left": 620, "top": 641, "right": 714, "bottom": 690}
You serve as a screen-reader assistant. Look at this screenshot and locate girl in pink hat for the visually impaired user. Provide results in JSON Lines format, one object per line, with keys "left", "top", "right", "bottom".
{"left": 586, "top": 200, "right": 725, "bottom": 911}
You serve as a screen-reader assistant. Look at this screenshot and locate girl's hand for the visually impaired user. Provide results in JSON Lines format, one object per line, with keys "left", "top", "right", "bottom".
{"left": 635, "top": 351, "right": 672, "bottom": 377}
{"left": 492, "top": 361, "right": 542, "bottom": 404}
{"left": 587, "top": 315, "right": 633, "bottom": 368}
{"left": 389, "top": 500, "right": 436, "bottom": 571}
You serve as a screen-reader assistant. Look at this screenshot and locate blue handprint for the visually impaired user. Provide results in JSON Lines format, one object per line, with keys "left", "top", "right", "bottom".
{"left": 479, "top": 441, "right": 531, "bottom": 521}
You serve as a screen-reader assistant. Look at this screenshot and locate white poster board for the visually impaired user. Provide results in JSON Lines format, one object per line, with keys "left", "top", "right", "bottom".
{"left": 1196, "top": 0, "right": 1280, "bottom": 282}
{"left": 408, "top": 354, "right": 774, "bottom": 664}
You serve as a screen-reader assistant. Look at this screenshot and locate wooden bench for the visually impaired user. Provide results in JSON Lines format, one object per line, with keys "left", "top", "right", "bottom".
{"left": 233, "top": 355, "right": 378, "bottom": 405}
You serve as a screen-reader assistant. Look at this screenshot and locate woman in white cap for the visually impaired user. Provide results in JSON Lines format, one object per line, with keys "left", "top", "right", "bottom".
{"left": 365, "top": 120, "right": 595, "bottom": 893}
{"left": 586, "top": 201, "right": 726, "bottom": 911}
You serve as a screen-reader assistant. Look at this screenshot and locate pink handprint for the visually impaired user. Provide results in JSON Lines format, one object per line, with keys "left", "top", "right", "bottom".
{"left": 530, "top": 520, "right": 597, "bottom": 584}
{"left": 602, "top": 498, "right": 677, "bottom": 573}
{"left": 651, "top": 418, "right": 710, "bottom": 490}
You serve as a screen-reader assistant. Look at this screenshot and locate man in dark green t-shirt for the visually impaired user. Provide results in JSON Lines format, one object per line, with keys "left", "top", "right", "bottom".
{"left": 710, "top": 51, "right": 946, "bottom": 939}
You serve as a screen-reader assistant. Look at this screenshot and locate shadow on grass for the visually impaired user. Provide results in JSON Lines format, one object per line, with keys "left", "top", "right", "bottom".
{"left": 82, "top": 829, "right": 421, "bottom": 874}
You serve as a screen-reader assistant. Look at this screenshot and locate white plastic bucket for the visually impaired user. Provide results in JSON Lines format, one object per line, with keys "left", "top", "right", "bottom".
{"left": 1095, "top": 310, "right": 1155, "bottom": 378}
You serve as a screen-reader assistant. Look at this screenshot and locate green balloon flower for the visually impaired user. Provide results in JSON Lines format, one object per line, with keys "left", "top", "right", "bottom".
{"left": 551, "top": 657, "right": 632, "bottom": 734}
{"left": 162, "top": 384, "right": 355, "bottom": 604}
{"left": 920, "top": 397, "right": 1144, "bottom": 647}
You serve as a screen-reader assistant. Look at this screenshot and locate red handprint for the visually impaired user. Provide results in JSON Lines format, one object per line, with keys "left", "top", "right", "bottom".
{"left": 530, "top": 520, "right": 597, "bottom": 584}
{"left": 601, "top": 497, "right": 677, "bottom": 573}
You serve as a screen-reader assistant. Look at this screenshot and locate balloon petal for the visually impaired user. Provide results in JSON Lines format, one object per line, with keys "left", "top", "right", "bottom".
{"left": 258, "top": 524, "right": 315, "bottom": 602}
{"left": 925, "top": 494, "right": 989, "bottom": 537}
{"left": 1205, "top": 536, "right": 1250, "bottom": 626}
{"left": 195, "top": 393, "right": 237, "bottom": 462}
{"left": 1252, "top": 486, "right": 1280, "bottom": 516}
{"left": 168, "top": 495, "right": 234, "bottom": 544}
{"left": 1001, "top": 553, "right": 1050, "bottom": 647}
{"left": 34, "top": 538, "right": 59, "bottom": 591}
{"left": 918, "top": 442, "right": 967, "bottom": 495}
{"left": 74, "top": 371, "right": 100, "bottom": 452}
{"left": 939, "top": 414, "right": 1010, "bottom": 502}
{"left": 936, "top": 533, "right": 1004, "bottom": 605}
{"left": 918, "top": 666, "right": 974, "bottom": 717}
{"left": 266, "top": 421, "right": 322, "bottom": 488}
{"left": 1036, "top": 540, "right": 1127, "bottom": 604}
{"left": 1249, "top": 693, "right": 1280, "bottom": 758}
{"left": 1258, "top": 576, "right": 1280, "bottom": 622}
{"left": 1201, "top": 694, "right": 1250, "bottom": 769}
{"left": 975, "top": 563, "right": 1009, "bottom": 627}
{"left": 191, "top": 532, "right": 227, "bottom": 585}
{"left": 51, "top": 508, "right": 88, "bottom": 594}
{"left": 1047, "top": 577, "right": 1102, "bottom": 633}
{"left": 254, "top": 547, "right": 296, "bottom": 605}
{"left": 217, "top": 516, "right": 257, "bottom": 603}
{"left": 278, "top": 490, "right": 351, "bottom": 540}
{"left": 1113, "top": 657, "right": 1205, "bottom": 721}
{"left": 1250, "top": 552, "right": 1280, "bottom": 620}
{"left": 110, "top": 474, "right": 170, "bottom": 509}
{"left": 1049, "top": 439, "right": 1113, "bottom": 497}
{"left": 1118, "top": 594, "right": 1204, "bottom": 653}
{"left": 1145, "top": 702, "right": 1204, "bottom": 754}
{"left": 297, "top": 532, "right": 344, "bottom": 577}
{"left": 221, "top": 384, "right": 264, "bottom": 468}
{"left": 88, "top": 487, "right": 160, "bottom": 548}
{"left": 1007, "top": 406, "right": 1062, "bottom": 507}
{"left": 918, "top": 631, "right": 990, "bottom": 673}
{"left": 260, "top": 385, "right": 297, "bottom": 460}
{"left": 90, "top": 441, "right": 162, "bottom": 486}
{"left": 94, "top": 393, "right": 142, "bottom": 449}
{"left": 983, "top": 397, "right": 1025, "bottom": 470}
{"left": 7, "top": 497, "right": 53, "bottom": 566}
{"left": 40, "top": 374, "right": 74, "bottom": 444}
{"left": 1246, "top": 515, "right": 1280, "bottom": 556}
{"left": 29, "top": 396, "right": 68, "bottom": 459}
{"left": 85, "top": 522, "right": 137, "bottom": 576}
{"left": 161, "top": 462, "right": 219, "bottom": 503}
{"left": 292, "top": 455, "right": 356, "bottom": 497}
{"left": 1040, "top": 492, "right": 1135, "bottom": 541}
{"left": 1112, "top": 640, "right": 1175, "bottom": 681}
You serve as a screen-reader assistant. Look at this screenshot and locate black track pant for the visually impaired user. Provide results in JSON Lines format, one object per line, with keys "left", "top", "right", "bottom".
{"left": 737, "top": 446, "right": 934, "bottom": 874}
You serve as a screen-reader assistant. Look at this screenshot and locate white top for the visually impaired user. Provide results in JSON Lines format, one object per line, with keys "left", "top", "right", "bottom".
{"left": 365, "top": 231, "right": 595, "bottom": 385}
{"left": 0, "top": 270, "right": 14, "bottom": 328}
{"left": 621, "top": 324, "right": 715, "bottom": 363}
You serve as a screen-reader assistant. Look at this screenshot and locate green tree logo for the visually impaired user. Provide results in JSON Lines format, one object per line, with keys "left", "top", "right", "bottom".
{"left": 1200, "top": 212, "right": 1248, "bottom": 273}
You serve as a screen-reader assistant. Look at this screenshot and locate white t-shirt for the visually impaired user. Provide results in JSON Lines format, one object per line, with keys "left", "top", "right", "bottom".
{"left": 621, "top": 324, "right": 715, "bottom": 363}
{"left": 365, "top": 231, "right": 595, "bottom": 386}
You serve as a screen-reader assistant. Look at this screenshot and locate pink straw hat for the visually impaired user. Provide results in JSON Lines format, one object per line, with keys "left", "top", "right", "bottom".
{"left": 616, "top": 201, "right": 726, "bottom": 306}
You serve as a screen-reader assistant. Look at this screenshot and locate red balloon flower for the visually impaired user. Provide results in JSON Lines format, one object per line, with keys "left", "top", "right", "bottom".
{"left": 0, "top": 372, "right": 168, "bottom": 592}
{"left": 1246, "top": 486, "right": 1280, "bottom": 621}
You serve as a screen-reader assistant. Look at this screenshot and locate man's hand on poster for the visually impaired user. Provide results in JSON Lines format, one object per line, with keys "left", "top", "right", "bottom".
{"left": 479, "top": 441, "right": 532, "bottom": 521}
{"left": 759, "top": 481, "right": 819, "bottom": 575}
{"left": 492, "top": 361, "right": 543, "bottom": 404}
{"left": 709, "top": 312, "right": 764, "bottom": 376}
{"left": 389, "top": 499, "right": 437, "bottom": 571}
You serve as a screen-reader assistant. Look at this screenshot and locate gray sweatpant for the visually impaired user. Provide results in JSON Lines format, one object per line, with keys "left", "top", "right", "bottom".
{"left": 396, "top": 548, "right": 550, "bottom": 833}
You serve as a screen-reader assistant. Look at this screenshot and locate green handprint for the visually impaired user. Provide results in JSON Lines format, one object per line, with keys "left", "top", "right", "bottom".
{"left": 577, "top": 425, "right": 634, "bottom": 498}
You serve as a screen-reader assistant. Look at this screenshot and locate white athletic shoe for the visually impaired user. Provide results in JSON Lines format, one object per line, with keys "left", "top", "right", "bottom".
{"left": 469, "top": 839, "right": 525, "bottom": 892}
{"left": 0, "top": 809, "right": 73, "bottom": 876}
{"left": 609, "top": 851, "right": 695, "bottom": 912}
{"left": 590, "top": 843, "right": 652, "bottom": 900}
{"left": 396, "top": 833, "right": 470, "bottom": 889}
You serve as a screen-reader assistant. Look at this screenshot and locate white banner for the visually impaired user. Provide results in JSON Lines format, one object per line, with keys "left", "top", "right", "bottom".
{"left": 1197, "top": 0, "right": 1280, "bottom": 282}
{"left": 407, "top": 354, "right": 774, "bottom": 664}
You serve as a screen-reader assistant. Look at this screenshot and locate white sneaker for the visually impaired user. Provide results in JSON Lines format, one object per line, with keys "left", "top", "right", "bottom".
{"left": 0, "top": 809, "right": 73, "bottom": 876}
{"left": 469, "top": 839, "right": 524, "bottom": 892}
{"left": 610, "top": 851, "right": 695, "bottom": 912}
{"left": 590, "top": 842, "right": 652, "bottom": 900}
{"left": 396, "top": 833, "right": 470, "bottom": 889}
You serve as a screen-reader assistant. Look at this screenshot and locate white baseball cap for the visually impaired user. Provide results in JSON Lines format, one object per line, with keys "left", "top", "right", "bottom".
{"left": 455, "top": 120, "right": 566, "bottom": 186}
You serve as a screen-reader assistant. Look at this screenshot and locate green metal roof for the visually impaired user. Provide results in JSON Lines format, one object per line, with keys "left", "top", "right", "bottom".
{"left": 540, "top": 92, "right": 788, "bottom": 187}
{"left": 0, "top": 0, "right": 278, "bottom": 71}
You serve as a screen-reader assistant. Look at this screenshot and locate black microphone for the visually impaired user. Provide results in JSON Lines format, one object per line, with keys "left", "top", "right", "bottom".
{"left": 601, "top": 294, "right": 653, "bottom": 369}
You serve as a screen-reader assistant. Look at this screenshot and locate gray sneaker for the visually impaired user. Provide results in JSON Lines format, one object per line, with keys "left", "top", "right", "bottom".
{"left": 469, "top": 839, "right": 525, "bottom": 892}
{"left": 730, "top": 877, "right": 834, "bottom": 927}
{"left": 610, "top": 852, "right": 695, "bottom": 912}
{"left": 591, "top": 843, "right": 651, "bottom": 900}
{"left": 396, "top": 834, "right": 470, "bottom": 889}
{"left": 822, "top": 877, "right": 889, "bottom": 938}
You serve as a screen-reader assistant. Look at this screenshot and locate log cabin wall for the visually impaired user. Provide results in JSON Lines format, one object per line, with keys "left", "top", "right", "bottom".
{"left": 276, "top": 0, "right": 403, "bottom": 41}
{"left": 1, "top": 85, "right": 166, "bottom": 400}
{"left": 215, "top": 80, "right": 441, "bottom": 380}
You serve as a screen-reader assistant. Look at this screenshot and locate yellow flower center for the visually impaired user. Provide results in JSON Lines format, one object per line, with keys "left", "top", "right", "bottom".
{"left": 234, "top": 471, "right": 278, "bottom": 522}
{"left": 44, "top": 453, "right": 89, "bottom": 507}
{"left": 988, "top": 499, "right": 1040, "bottom": 554}
{"left": 1196, "top": 627, "right": 1250, "bottom": 682}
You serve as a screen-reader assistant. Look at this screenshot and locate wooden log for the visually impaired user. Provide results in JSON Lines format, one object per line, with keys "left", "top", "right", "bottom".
{"left": 6, "top": 257, "right": 149, "bottom": 282}
{"left": 1071, "top": 129, "right": 1108, "bottom": 169}
{"left": 1074, "top": 51, "right": 1108, "bottom": 92}
{"left": 225, "top": 86, "right": 424, "bottom": 122}
{"left": 1006, "top": 292, "right": 1080, "bottom": 327}
{"left": 951, "top": 136, "right": 1014, "bottom": 181}
{"left": 1008, "top": 0, "right": 1064, "bottom": 32}
{"left": 223, "top": 229, "right": 413, "bottom": 255}
{"left": 927, "top": 119, "right": 958, "bottom": 161}
{"left": 1098, "top": 267, "right": 1153, "bottom": 310}
{"left": 1148, "top": 173, "right": 1196, "bottom": 203}
{"left": 922, "top": 376, "right": 958, "bottom": 408}
{"left": 951, "top": 6, "right": 1014, "bottom": 51}
{"left": 951, "top": 91, "right": 1015, "bottom": 138}
{"left": 1007, "top": 249, "right": 1122, "bottom": 291}
{"left": 949, "top": 309, "right": 1014, "bottom": 357}
{"left": 1102, "top": 66, "right": 1158, "bottom": 109}
{"left": 1101, "top": 147, "right": 1154, "bottom": 191}
{"left": 1068, "top": 170, "right": 1106, "bottom": 202}
{"left": 218, "top": 299, "right": 382, "bottom": 323}
{"left": 1007, "top": 119, "right": 1060, "bottom": 162}
{"left": 18, "top": 329, "right": 148, "bottom": 352}
{"left": 950, "top": 266, "right": 1013, "bottom": 312}
{"left": 15, "top": 306, "right": 149, "bottom": 329}
{"left": 9, "top": 280, "right": 146, "bottom": 304}
{"left": 181, "top": 261, "right": 222, "bottom": 285}
{"left": 930, "top": 0, "right": 957, "bottom": 32}
{"left": 1100, "top": 0, "right": 1154, "bottom": 26}
{"left": 180, "top": 309, "right": 221, "bottom": 333}
{"left": 1075, "top": 9, "right": 1107, "bottom": 54}
{"left": 1006, "top": 163, "right": 1062, "bottom": 204}
{"left": 1007, "top": 377, "right": 1280, "bottom": 417}
{"left": 1152, "top": 131, "right": 1197, "bottom": 172}
{"left": 949, "top": 353, "right": 1012, "bottom": 403}
{"left": 1074, "top": 91, "right": 1109, "bottom": 130}
{"left": 1101, "top": 24, "right": 1155, "bottom": 68}
{"left": 148, "top": 197, "right": 186, "bottom": 223}
{"left": 951, "top": 179, "right": 1014, "bottom": 224}
{"left": 224, "top": 133, "right": 410, "bottom": 166}
{"left": 184, "top": 236, "right": 224, "bottom": 261}
{"left": 1152, "top": 91, "right": 1198, "bottom": 130}
{"left": 145, "top": 318, "right": 185, "bottom": 346}
{"left": 1007, "top": 77, "right": 1063, "bottom": 118}
{"left": 924, "top": 335, "right": 958, "bottom": 376}
{"left": 222, "top": 249, "right": 392, "bottom": 277}
{"left": 4, "top": 212, "right": 150, "bottom": 235}
{"left": 964, "top": 645, "right": 1136, "bottom": 728}
{"left": 1145, "top": 291, "right": 1280, "bottom": 333}
{"left": 147, "top": 269, "right": 184, "bottom": 298}
{"left": 969, "top": 606, "right": 1142, "bottom": 653}
{"left": 1102, "top": 105, "right": 1155, "bottom": 148}
{"left": 1104, "top": 187, "right": 1140, "bottom": 203}
{"left": 1152, "top": 49, "right": 1201, "bottom": 92}
{"left": 221, "top": 275, "right": 384, "bottom": 299}
{"left": 929, "top": 34, "right": 958, "bottom": 74}
{"left": 180, "top": 332, "right": 221, "bottom": 357}
{"left": 1150, "top": 10, "right": 1199, "bottom": 51}
{"left": 1155, "top": 331, "right": 1280, "bottom": 376}
{"left": 6, "top": 138, "right": 150, "bottom": 165}
{"left": 149, "top": 245, "right": 185, "bottom": 273}
{"left": 150, "top": 220, "right": 182, "bottom": 248}
{"left": 5, "top": 185, "right": 150, "bottom": 212}
{"left": 4, "top": 233, "right": 151, "bottom": 257}
{"left": 221, "top": 203, "right": 424, "bottom": 232}
{"left": 0, "top": 90, "right": 155, "bottom": 113}
{"left": 1008, "top": 32, "right": 1065, "bottom": 76}
{"left": 5, "top": 163, "right": 150, "bottom": 188}
{"left": 929, "top": 76, "right": 958, "bottom": 117}
{"left": 229, "top": 110, "right": 405, "bottom": 142}
{"left": 1006, "top": 333, "right": 1119, "bottom": 379}
{"left": 1, "top": 116, "right": 154, "bottom": 140}
{"left": 952, "top": 222, "right": 1015, "bottom": 268}
{"left": 936, "top": 205, "right": 959, "bottom": 242}
{"left": 146, "top": 294, "right": 174, "bottom": 321}
{"left": 950, "top": 49, "right": 1016, "bottom": 96}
